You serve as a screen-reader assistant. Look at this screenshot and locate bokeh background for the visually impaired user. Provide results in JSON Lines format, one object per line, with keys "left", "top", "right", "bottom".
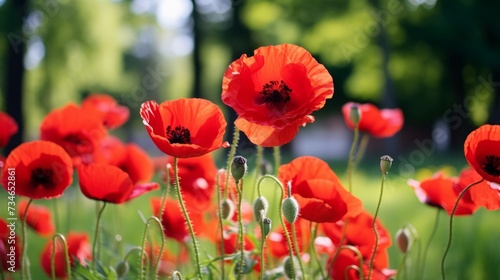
{"left": 1, "top": 0, "right": 500, "bottom": 279}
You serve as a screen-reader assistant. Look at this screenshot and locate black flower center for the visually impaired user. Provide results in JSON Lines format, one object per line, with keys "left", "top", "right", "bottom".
{"left": 166, "top": 125, "right": 191, "bottom": 144}
{"left": 64, "top": 134, "right": 83, "bottom": 145}
{"left": 482, "top": 155, "right": 500, "bottom": 176}
{"left": 31, "top": 168, "right": 55, "bottom": 188}
{"left": 259, "top": 80, "right": 292, "bottom": 104}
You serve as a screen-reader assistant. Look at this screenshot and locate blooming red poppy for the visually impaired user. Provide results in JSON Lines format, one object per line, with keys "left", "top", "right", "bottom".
{"left": 458, "top": 168, "right": 500, "bottom": 210}
{"left": 166, "top": 153, "right": 217, "bottom": 212}
{"left": 342, "top": 102, "right": 403, "bottom": 138}
{"left": 18, "top": 200, "right": 55, "bottom": 237}
{"left": 327, "top": 247, "right": 396, "bottom": 280}
{"left": 140, "top": 98, "right": 228, "bottom": 158}
{"left": 40, "top": 232, "right": 91, "bottom": 278}
{"left": 78, "top": 163, "right": 158, "bottom": 204}
{"left": 1, "top": 218, "right": 22, "bottom": 272}
{"left": 278, "top": 156, "right": 362, "bottom": 223}
{"left": 40, "top": 104, "right": 107, "bottom": 165}
{"left": 408, "top": 172, "right": 478, "bottom": 215}
{"left": 464, "top": 124, "right": 500, "bottom": 184}
{"left": 82, "top": 93, "right": 130, "bottom": 129}
{"left": 222, "top": 44, "right": 334, "bottom": 147}
{"left": 1, "top": 140, "right": 73, "bottom": 199}
{"left": 0, "top": 112, "right": 18, "bottom": 148}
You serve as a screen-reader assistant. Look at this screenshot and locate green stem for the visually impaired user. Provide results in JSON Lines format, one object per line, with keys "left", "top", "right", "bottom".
{"left": 273, "top": 146, "right": 281, "bottom": 176}
{"left": 291, "top": 222, "right": 306, "bottom": 279}
{"left": 157, "top": 164, "right": 171, "bottom": 222}
{"left": 251, "top": 145, "right": 264, "bottom": 201}
{"left": 236, "top": 179, "right": 245, "bottom": 279}
{"left": 257, "top": 175, "right": 295, "bottom": 278}
{"left": 259, "top": 218, "right": 266, "bottom": 280}
{"left": 353, "top": 133, "right": 369, "bottom": 166}
{"left": 92, "top": 202, "right": 107, "bottom": 272}
{"left": 419, "top": 208, "right": 440, "bottom": 279}
{"left": 174, "top": 157, "right": 202, "bottom": 279}
{"left": 51, "top": 233, "right": 71, "bottom": 280}
{"left": 367, "top": 173, "right": 386, "bottom": 280}
{"left": 139, "top": 217, "right": 165, "bottom": 280}
{"left": 347, "top": 124, "right": 359, "bottom": 193}
{"left": 53, "top": 199, "right": 60, "bottom": 232}
{"left": 310, "top": 223, "right": 327, "bottom": 280}
{"left": 21, "top": 198, "right": 33, "bottom": 280}
{"left": 440, "top": 179, "right": 484, "bottom": 280}
{"left": 225, "top": 127, "right": 240, "bottom": 198}
{"left": 216, "top": 170, "right": 226, "bottom": 277}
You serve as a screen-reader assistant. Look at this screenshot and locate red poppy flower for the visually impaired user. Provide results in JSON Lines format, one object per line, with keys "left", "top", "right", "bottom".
{"left": 342, "top": 102, "right": 404, "bottom": 138}
{"left": 464, "top": 124, "right": 500, "bottom": 184}
{"left": 140, "top": 98, "right": 228, "bottom": 158}
{"left": 327, "top": 248, "right": 396, "bottom": 280}
{"left": 0, "top": 112, "right": 18, "bottom": 148}
{"left": 221, "top": 230, "right": 255, "bottom": 255}
{"left": 40, "top": 232, "right": 91, "bottom": 278}
{"left": 323, "top": 210, "right": 394, "bottom": 278}
{"left": 268, "top": 217, "right": 310, "bottom": 259}
{"left": 78, "top": 163, "right": 158, "bottom": 204}
{"left": 1, "top": 218, "right": 22, "bottom": 271}
{"left": 408, "top": 172, "right": 478, "bottom": 215}
{"left": 18, "top": 200, "right": 55, "bottom": 237}
{"left": 1, "top": 140, "right": 73, "bottom": 199}
{"left": 458, "top": 168, "right": 500, "bottom": 210}
{"left": 82, "top": 93, "right": 130, "bottom": 129}
{"left": 40, "top": 104, "right": 107, "bottom": 165}
{"left": 166, "top": 153, "right": 217, "bottom": 212}
{"left": 222, "top": 44, "right": 334, "bottom": 147}
{"left": 278, "top": 156, "right": 362, "bottom": 223}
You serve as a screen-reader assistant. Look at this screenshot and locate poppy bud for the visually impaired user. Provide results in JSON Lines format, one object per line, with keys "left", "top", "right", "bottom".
{"left": 234, "top": 253, "right": 253, "bottom": 275}
{"left": 395, "top": 227, "right": 413, "bottom": 253}
{"left": 282, "top": 196, "right": 299, "bottom": 224}
{"left": 172, "top": 271, "right": 183, "bottom": 280}
{"left": 253, "top": 196, "right": 269, "bottom": 223}
{"left": 231, "top": 156, "right": 247, "bottom": 183}
{"left": 380, "top": 155, "right": 393, "bottom": 175}
{"left": 283, "top": 256, "right": 299, "bottom": 279}
{"left": 116, "top": 261, "right": 129, "bottom": 278}
{"left": 349, "top": 104, "right": 362, "bottom": 126}
{"left": 262, "top": 217, "right": 272, "bottom": 238}
{"left": 221, "top": 198, "right": 235, "bottom": 220}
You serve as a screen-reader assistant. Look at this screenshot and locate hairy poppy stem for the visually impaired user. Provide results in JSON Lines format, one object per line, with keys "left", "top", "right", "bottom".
{"left": 257, "top": 175, "right": 296, "bottom": 278}
{"left": 259, "top": 217, "right": 268, "bottom": 280}
{"left": 215, "top": 170, "right": 226, "bottom": 277}
{"left": 347, "top": 124, "right": 359, "bottom": 193}
{"left": 157, "top": 164, "right": 171, "bottom": 222}
{"left": 252, "top": 145, "right": 264, "bottom": 201}
{"left": 92, "top": 202, "right": 107, "bottom": 272}
{"left": 51, "top": 233, "right": 71, "bottom": 280}
{"left": 419, "top": 208, "right": 440, "bottom": 279}
{"left": 367, "top": 173, "right": 386, "bottom": 280}
{"left": 440, "top": 178, "right": 484, "bottom": 280}
{"left": 340, "top": 245, "right": 365, "bottom": 280}
{"left": 21, "top": 198, "right": 33, "bottom": 280}
{"left": 139, "top": 216, "right": 164, "bottom": 280}
{"left": 224, "top": 127, "right": 240, "bottom": 199}
{"left": 291, "top": 222, "right": 306, "bottom": 279}
{"left": 173, "top": 157, "right": 203, "bottom": 279}
{"left": 236, "top": 180, "right": 245, "bottom": 279}
{"left": 354, "top": 133, "right": 369, "bottom": 166}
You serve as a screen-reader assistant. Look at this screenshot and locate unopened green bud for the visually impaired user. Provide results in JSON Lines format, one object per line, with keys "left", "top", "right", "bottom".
{"left": 171, "top": 271, "right": 183, "bottom": 280}
{"left": 231, "top": 155, "right": 247, "bottom": 182}
{"left": 380, "top": 155, "right": 393, "bottom": 175}
{"left": 234, "top": 253, "right": 253, "bottom": 275}
{"left": 350, "top": 104, "right": 362, "bottom": 126}
{"left": 253, "top": 196, "right": 269, "bottom": 223}
{"left": 116, "top": 261, "right": 129, "bottom": 278}
{"left": 221, "top": 198, "right": 235, "bottom": 220}
{"left": 282, "top": 196, "right": 299, "bottom": 224}
{"left": 262, "top": 217, "right": 272, "bottom": 238}
{"left": 396, "top": 227, "right": 414, "bottom": 253}
{"left": 283, "top": 256, "right": 300, "bottom": 279}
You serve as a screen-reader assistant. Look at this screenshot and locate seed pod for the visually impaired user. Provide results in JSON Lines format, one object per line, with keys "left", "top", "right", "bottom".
{"left": 282, "top": 196, "right": 299, "bottom": 224}
{"left": 283, "top": 256, "right": 299, "bottom": 279}
{"left": 171, "top": 271, "right": 183, "bottom": 280}
{"left": 349, "top": 104, "right": 362, "bottom": 126}
{"left": 231, "top": 155, "right": 247, "bottom": 182}
{"left": 221, "top": 198, "right": 235, "bottom": 220}
{"left": 380, "top": 155, "right": 393, "bottom": 175}
{"left": 262, "top": 217, "right": 272, "bottom": 238}
{"left": 253, "top": 196, "right": 269, "bottom": 223}
{"left": 116, "top": 261, "right": 129, "bottom": 278}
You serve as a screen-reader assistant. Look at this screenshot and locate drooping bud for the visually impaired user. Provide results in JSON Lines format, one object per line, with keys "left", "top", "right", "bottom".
{"left": 380, "top": 155, "right": 393, "bottom": 175}
{"left": 262, "top": 217, "right": 272, "bottom": 238}
{"left": 171, "top": 271, "right": 184, "bottom": 280}
{"left": 253, "top": 196, "right": 269, "bottom": 223}
{"left": 282, "top": 197, "right": 299, "bottom": 224}
{"left": 116, "top": 261, "right": 129, "bottom": 278}
{"left": 283, "top": 256, "right": 299, "bottom": 279}
{"left": 349, "top": 104, "right": 362, "bottom": 126}
{"left": 231, "top": 155, "right": 247, "bottom": 183}
{"left": 396, "top": 227, "right": 412, "bottom": 253}
{"left": 221, "top": 198, "right": 235, "bottom": 220}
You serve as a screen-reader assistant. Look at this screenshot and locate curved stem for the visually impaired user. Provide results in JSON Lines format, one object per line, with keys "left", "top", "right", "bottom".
{"left": 21, "top": 198, "right": 33, "bottom": 280}
{"left": 273, "top": 146, "right": 281, "bottom": 176}
{"left": 225, "top": 127, "right": 240, "bottom": 198}
{"left": 419, "top": 208, "right": 440, "bottom": 279}
{"left": 310, "top": 223, "right": 327, "bottom": 280}
{"left": 259, "top": 218, "right": 267, "bottom": 280}
{"left": 215, "top": 170, "right": 226, "bottom": 277}
{"left": 139, "top": 217, "right": 165, "bottom": 280}
{"left": 347, "top": 125, "right": 359, "bottom": 193}
{"left": 174, "top": 157, "right": 202, "bottom": 279}
{"left": 51, "top": 233, "right": 71, "bottom": 280}
{"left": 236, "top": 180, "right": 245, "bottom": 279}
{"left": 367, "top": 174, "right": 386, "bottom": 280}
{"left": 257, "top": 174, "right": 296, "bottom": 278}
{"left": 440, "top": 179, "right": 484, "bottom": 280}
{"left": 339, "top": 246, "right": 365, "bottom": 280}
{"left": 344, "top": 265, "right": 363, "bottom": 280}
{"left": 291, "top": 222, "right": 306, "bottom": 279}
{"left": 92, "top": 202, "right": 107, "bottom": 272}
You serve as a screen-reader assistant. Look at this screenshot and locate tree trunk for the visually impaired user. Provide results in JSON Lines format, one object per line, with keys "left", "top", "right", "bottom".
{"left": 191, "top": 0, "right": 202, "bottom": 99}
